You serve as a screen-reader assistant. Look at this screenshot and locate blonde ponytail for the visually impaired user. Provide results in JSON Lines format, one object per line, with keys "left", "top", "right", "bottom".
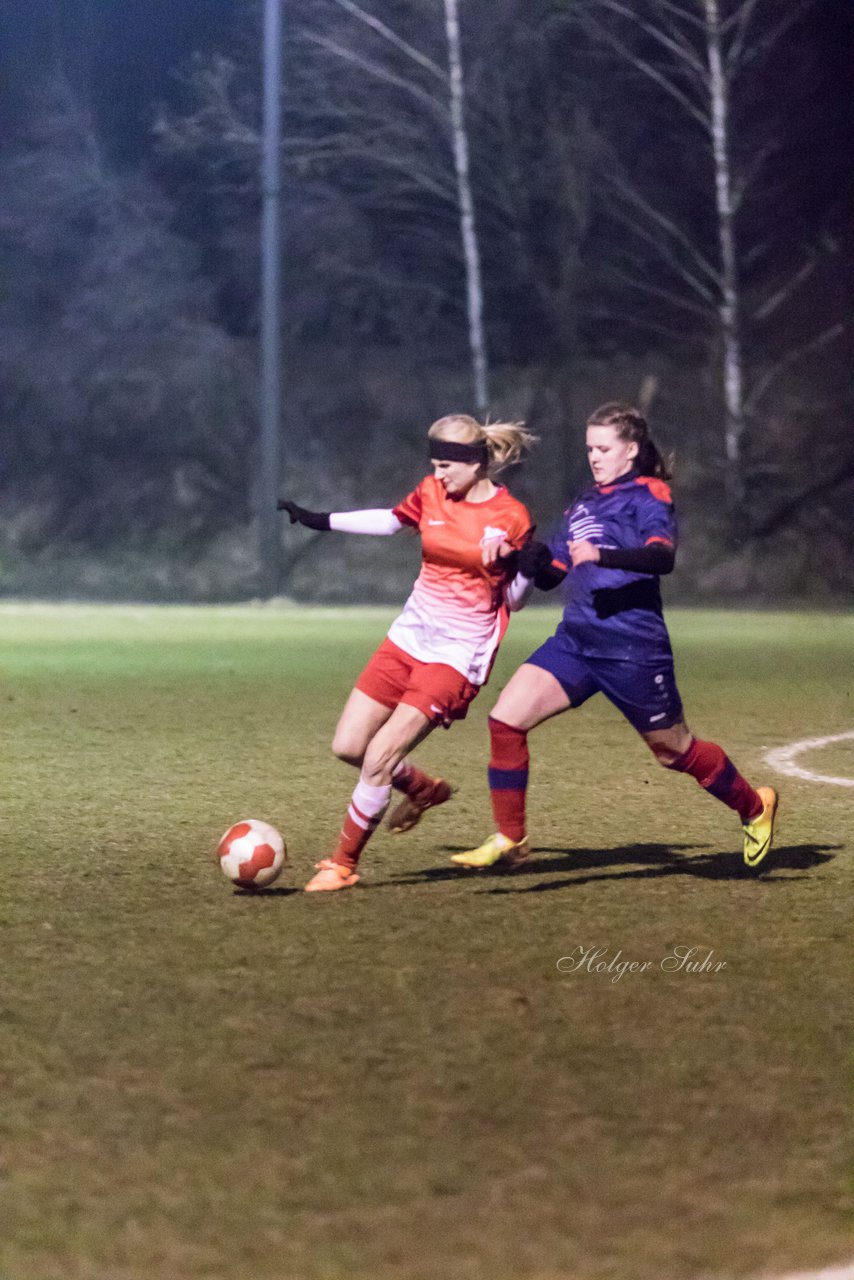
{"left": 428, "top": 414, "right": 537, "bottom": 474}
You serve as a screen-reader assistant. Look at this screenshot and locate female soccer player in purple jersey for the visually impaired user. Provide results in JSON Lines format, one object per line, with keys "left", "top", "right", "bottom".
{"left": 452, "top": 402, "right": 778, "bottom": 873}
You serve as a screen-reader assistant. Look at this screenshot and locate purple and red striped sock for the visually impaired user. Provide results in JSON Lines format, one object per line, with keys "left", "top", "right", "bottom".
{"left": 668, "top": 738, "right": 762, "bottom": 822}
{"left": 488, "top": 716, "right": 529, "bottom": 842}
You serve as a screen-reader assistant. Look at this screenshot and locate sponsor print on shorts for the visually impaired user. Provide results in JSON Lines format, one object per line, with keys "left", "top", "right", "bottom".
{"left": 648, "top": 672, "right": 676, "bottom": 725}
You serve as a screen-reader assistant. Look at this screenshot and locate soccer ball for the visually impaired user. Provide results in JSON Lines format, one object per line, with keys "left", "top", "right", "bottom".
{"left": 216, "top": 819, "right": 287, "bottom": 889}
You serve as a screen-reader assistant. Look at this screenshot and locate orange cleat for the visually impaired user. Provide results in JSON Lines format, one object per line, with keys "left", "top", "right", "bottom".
{"left": 304, "top": 859, "right": 361, "bottom": 893}
{"left": 386, "top": 778, "right": 454, "bottom": 834}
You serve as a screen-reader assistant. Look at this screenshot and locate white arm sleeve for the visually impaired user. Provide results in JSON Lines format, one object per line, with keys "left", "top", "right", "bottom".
{"left": 329, "top": 510, "right": 405, "bottom": 536}
{"left": 505, "top": 573, "right": 535, "bottom": 613}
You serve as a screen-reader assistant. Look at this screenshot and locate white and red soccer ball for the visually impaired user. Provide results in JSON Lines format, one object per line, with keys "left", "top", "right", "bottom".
{"left": 216, "top": 819, "right": 287, "bottom": 889}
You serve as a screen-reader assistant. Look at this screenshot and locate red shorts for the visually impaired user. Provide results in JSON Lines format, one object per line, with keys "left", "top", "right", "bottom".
{"left": 355, "top": 637, "right": 480, "bottom": 727}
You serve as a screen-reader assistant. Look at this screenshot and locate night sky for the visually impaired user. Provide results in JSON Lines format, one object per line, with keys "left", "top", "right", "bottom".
{"left": 2, "top": 0, "right": 853, "bottom": 173}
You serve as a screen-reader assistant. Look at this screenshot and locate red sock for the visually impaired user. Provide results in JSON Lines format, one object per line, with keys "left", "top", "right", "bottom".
{"left": 668, "top": 738, "right": 762, "bottom": 822}
{"left": 332, "top": 779, "right": 391, "bottom": 869}
{"left": 392, "top": 760, "right": 439, "bottom": 806}
{"left": 488, "top": 716, "right": 529, "bottom": 842}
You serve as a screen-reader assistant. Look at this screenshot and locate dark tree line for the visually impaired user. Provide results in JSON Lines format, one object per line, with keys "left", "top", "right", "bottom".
{"left": 1, "top": 1, "right": 851, "bottom": 600}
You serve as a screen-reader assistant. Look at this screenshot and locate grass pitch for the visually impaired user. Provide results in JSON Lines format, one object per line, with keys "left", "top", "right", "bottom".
{"left": 0, "top": 603, "right": 851, "bottom": 1280}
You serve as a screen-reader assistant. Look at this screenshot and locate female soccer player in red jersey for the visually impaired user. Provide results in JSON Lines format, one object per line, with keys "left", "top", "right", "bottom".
{"left": 279, "top": 414, "right": 536, "bottom": 891}
{"left": 452, "top": 402, "right": 778, "bottom": 873}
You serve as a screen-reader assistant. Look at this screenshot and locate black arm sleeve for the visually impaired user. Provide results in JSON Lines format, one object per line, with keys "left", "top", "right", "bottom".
{"left": 518, "top": 540, "right": 568, "bottom": 591}
{"left": 277, "top": 500, "right": 331, "bottom": 531}
{"left": 533, "top": 563, "right": 568, "bottom": 590}
{"left": 597, "top": 544, "right": 675, "bottom": 575}
{"left": 517, "top": 540, "right": 550, "bottom": 577}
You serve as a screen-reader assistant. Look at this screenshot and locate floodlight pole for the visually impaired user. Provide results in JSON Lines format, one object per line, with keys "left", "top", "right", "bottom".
{"left": 258, "top": 0, "right": 283, "bottom": 597}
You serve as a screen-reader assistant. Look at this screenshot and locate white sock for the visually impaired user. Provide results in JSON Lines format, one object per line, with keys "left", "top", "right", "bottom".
{"left": 349, "top": 778, "right": 392, "bottom": 828}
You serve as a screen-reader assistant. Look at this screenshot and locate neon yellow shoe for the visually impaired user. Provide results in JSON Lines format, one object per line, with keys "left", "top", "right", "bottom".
{"left": 742, "top": 786, "right": 778, "bottom": 869}
{"left": 451, "top": 832, "right": 530, "bottom": 870}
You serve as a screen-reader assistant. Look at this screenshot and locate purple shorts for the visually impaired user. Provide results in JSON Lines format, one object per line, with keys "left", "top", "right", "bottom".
{"left": 525, "top": 631, "right": 683, "bottom": 733}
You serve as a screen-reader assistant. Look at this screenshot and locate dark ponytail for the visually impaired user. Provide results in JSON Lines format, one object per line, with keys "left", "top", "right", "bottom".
{"left": 586, "top": 402, "right": 671, "bottom": 481}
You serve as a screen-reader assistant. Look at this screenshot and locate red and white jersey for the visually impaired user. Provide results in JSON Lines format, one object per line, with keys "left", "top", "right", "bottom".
{"left": 388, "top": 476, "right": 533, "bottom": 684}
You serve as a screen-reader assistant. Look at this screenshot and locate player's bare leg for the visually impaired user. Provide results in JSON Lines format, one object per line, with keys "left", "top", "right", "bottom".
{"left": 331, "top": 688, "right": 396, "bottom": 768}
{"left": 332, "top": 689, "right": 452, "bottom": 835}
{"left": 306, "top": 703, "right": 435, "bottom": 891}
{"left": 491, "top": 662, "right": 573, "bottom": 732}
{"left": 640, "top": 720, "right": 693, "bottom": 765}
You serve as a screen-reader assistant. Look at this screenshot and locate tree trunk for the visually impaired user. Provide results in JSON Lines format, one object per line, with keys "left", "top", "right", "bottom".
{"left": 444, "top": 0, "right": 489, "bottom": 419}
{"left": 704, "top": 0, "right": 746, "bottom": 510}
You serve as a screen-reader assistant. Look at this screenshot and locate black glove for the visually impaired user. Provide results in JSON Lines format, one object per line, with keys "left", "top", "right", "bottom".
{"left": 277, "top": 500, "right": 331, "bottom": 531}
{"left": 517, "top": 540, "right": 552, "bottom": 578}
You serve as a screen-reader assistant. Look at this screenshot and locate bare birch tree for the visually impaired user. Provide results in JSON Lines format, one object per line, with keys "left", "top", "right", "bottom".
{"left": 307, "top": 0, "right": 491, "bottom": 413}
{"left": 443, "top": 0, "right": 489, "bottom": 416}
{"left": 157, "top": 0, "right": 491, "bottom": 416}
{"left": 704, "top": 0, "right": 744, "bottom": 498}
{"left": 320, "top": 0, "right": 491, "bottom": 409}
{"left": 577, "top": 0, "right": 843, "bottom": 509}
{"left": 156, "top": 2, "right": 600, "bottom": 512}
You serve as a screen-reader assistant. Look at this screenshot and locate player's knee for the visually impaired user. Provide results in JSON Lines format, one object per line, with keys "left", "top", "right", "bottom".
{"left": 648, "top": 739, "right": 683, "bottom": 769}
{"left": 490, "top": 691, "right": 512, "bottom": 723}
{"left": 331, "top": 730, "right": 364, "bottom": 768}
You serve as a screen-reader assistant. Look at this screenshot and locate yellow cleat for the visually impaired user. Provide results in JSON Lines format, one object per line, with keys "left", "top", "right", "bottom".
{"left": 742, "top": 786, "right": 778, "bottom": 869}
{"left": 451, "top": 832, "right": 530, "bottom": 870}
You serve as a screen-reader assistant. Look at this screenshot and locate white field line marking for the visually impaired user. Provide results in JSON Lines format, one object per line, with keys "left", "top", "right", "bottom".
{"left": 765, "top": 730, "right": 854, "bottom": 788}
{"left": 770, "top": 1266, "right": 854, "bottom": 1280}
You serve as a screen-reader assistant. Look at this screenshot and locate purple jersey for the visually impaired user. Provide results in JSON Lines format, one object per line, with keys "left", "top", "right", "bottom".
{"left": 547, "top": 472, "right": 677, "bottom": 662}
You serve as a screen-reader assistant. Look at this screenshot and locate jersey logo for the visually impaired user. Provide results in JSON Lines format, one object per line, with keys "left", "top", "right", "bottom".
{"left": 427, "top": 519, "right": 446, "bottom": 526}
{"left": 480, "top": 525, "right": 509, "bottom": 547}
{"left": 568, "top": 512, "right": 604, "bottom": 542}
